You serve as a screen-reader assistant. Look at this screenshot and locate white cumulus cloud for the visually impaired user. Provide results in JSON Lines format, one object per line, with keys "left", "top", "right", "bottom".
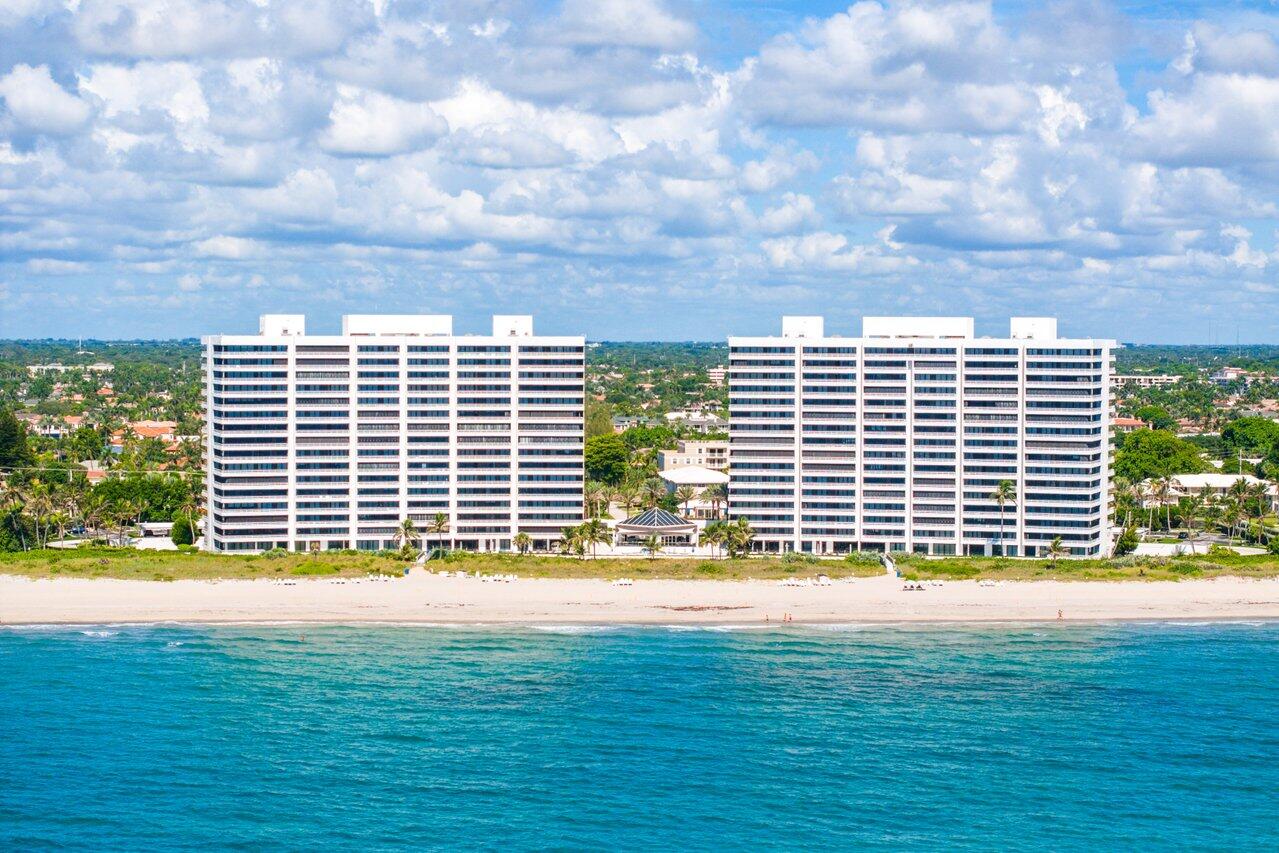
{"left": 319, "top": 87, "right": 448, "bottom": 156}
{"left": 0, "top": 64, "right": 92, "bottom": 134}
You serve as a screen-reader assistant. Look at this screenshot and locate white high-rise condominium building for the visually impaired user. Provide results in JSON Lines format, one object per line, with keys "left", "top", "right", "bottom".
{"left": 203, "top": 314, "right": 585, "bottom": 553}
{"left": 728, "top": 316, "right": 1114, "bottom": 557}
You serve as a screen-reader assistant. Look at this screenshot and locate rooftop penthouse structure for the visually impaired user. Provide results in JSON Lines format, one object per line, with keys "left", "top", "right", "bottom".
{"left": 727, "top": 316, "right": 1114, "bottom": 557}
{"left": 203, "top": 314, "right": 585, "bottom": 554}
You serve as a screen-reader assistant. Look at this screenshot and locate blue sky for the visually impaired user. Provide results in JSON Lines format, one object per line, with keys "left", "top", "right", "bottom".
{"left": 2, "top": 0, "right": 1279, "bottom": 342}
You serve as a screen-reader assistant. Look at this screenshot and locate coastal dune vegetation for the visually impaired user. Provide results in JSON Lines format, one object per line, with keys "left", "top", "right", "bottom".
{"left": 4, "top": 546, "right": 1279, "bottom": 583}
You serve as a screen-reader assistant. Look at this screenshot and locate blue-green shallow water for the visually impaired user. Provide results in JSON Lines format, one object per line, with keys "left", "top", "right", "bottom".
{"left": 2, "top": 623, "right": 1278, "bottom": 851}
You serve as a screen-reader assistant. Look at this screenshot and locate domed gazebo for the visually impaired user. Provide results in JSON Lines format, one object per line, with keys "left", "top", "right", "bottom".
{"left": 614, "top": 508, "right": 698, "bottom": 546}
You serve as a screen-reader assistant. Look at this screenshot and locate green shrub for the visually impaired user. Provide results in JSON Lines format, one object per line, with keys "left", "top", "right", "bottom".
{"left": 843, "top": 551, "right": 882, "bottom": 566}
{"left": 170, "top": 516, "right": 194, "bottom": 546}
{"left": 1113, "top": 525, "right": 1139, "bottom": 556}
{"left": 921, "top": 561, "right": 981, "bottom": 579}
{"left": 290, "top": 563, "right": 338, "bottom": 576}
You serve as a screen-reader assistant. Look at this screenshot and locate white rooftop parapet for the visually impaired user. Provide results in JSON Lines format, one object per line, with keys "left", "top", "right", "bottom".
{"left": 1010, "top": 317, "right": 1058, "bottom": 340}
{"left": 259, "top": 314, "right": 305, "bottom": 336}
{"left": 341, "top": 315, "right": 453, "bottom": 336}
{"left": 862, "top": 316, "right": 974, "bottom": 339}
{"left": 492, "top": 315, "right": 534, "bottom": 337}
{"left": 782, "top": 316, "right": 824, "bottom": 338}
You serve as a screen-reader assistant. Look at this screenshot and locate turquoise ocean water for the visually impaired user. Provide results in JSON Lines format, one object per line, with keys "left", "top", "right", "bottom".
{"left": 2, "top": 621, "right": 1278, "bottom": 850}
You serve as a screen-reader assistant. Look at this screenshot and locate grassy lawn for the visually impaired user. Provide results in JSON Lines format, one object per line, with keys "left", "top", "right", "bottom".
{"left": 2, "top": 546, "right": 1279, "bottom": 582}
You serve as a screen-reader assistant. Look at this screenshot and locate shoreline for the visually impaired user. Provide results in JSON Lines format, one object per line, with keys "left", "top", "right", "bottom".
{"left": 5, "top": 617, "right": 1278, "bottom": 629}
{"left": 4, "top": 574, "right": 1279, "bottom": 627}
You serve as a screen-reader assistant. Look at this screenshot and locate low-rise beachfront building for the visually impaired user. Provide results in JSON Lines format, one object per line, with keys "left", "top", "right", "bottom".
{"left": 1143, "top": 473, "right": 1279, "bottom": 510}
{"left": 727, "top": 316, "right": 1114, "bottom": 557}
{"left": 614, "top": 508, "right": 698, "bottom": 547}
{"left": 203, "top": 314, "right": 585, "bottom": 554}
{"left": 658, "top": 439, "right": 729, "bottom": 471}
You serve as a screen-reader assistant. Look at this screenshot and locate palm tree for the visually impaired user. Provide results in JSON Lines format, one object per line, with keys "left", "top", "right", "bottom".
{"left": 725, "top": 517, "right": 755, "bottom": 558}
{"left": 394, "top": 518, "right": 420, "bottom": 555}
{"left": 578, "top": 518, "right": 612, "bottom": 558}
{"left": 642, "top": 534, "right": 663, "bottom": 559}
{"left": 513, "top": 531, "right": 532, "bottom": 555}
{"left": 1201, "top": 500, "right": 1224, "bottom": 543}
{"left": 674, "top": 484, "right": 697, "bottom": 516}
{"left": 700, "top": 483, "right": 726, "bottom": 519}
{"left": 1046, "top": 536, "right": 1067, "bottom": 565}
{"left": 125, "top": 498, "right": 145, "bottom": 533}
{"left": 47, "top": 511, "right": 70, "bottom": 544}
{"left": 989, "top": 479, "right": 1016, "bottom": 556}
{"left": 427, "top": 512, "right": 451, "bottom": 552}
{"left": 82, "top": 495, "right": 106, "bottom": 545}
{"left": 613, "top": 484, "right": 637, "bottom": 516}
{"left": 26, "top": 481, "right": 54, "bottom": 549}
{"left": 108, "top": 503, "right": 132, "bottom": 546}
{"left": 641, "top": 477, "right": 665, "bottom": 509}
{"left": 1111, "top": 476, "right": 1134, "bottom": 529}
{"left": 1151, "top": 476, "right": 1174, "bottom": 532}
{"left": 178, "top": 494, "right": 200, "bottom": 549}
{"left": 629, "top": 447, "right": 657, "bottom": 477}
{"left": 1261, "top": 478, "right": 1279, "bottom": 543}
{"left": 1, "top": 481, "right": 26, "bottom": 551}
{"left": 1182, "top": 491, "right": 1205, "bottom": 545}
{"left": 1222, "top": 499, "right": 1245, "bottom": 545}
{"left": 700, "top": 519, "right": 726, "bottom": 558}
{"left": 1247, "top": 481, "right": 1270, "bottom": 544}
{"left": 559, "top": 526, "right": 586, "bottom": 557}
{"left": 59, "top": 490, "right": 77, "bottom": 535}
{"left": 584, "top": 481, "right": 608, "bottom": 518}
{"left": 1225, "top": 477, "right": 1251, "bottom": 540}
{"left": 1135, "top": 480, "right": 1155, "bottom": 531}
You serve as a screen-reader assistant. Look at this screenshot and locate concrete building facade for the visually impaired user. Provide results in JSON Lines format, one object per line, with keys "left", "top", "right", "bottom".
{"left": 203, "top": 314, "right": 584, "bottom": 553}
{"left": 727, "top": 316, "right": 1114, "bottom": 557}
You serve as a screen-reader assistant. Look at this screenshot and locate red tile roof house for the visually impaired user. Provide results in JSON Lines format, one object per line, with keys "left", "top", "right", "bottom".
{"left": 1112, "top": 416, "right": 1146, "bottom": 433}
{"left": 128, "top": 420, "right": 179, "bottom": 442}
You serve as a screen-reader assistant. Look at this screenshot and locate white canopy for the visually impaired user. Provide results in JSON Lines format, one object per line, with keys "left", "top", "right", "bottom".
{"left": 658, "top": 466, "right": 729, "bottom": 486}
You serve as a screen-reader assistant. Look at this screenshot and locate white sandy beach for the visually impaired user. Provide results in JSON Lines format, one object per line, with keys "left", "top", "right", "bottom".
{"left": 3, "top": 573, "right": 1279, "bottom": 625}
